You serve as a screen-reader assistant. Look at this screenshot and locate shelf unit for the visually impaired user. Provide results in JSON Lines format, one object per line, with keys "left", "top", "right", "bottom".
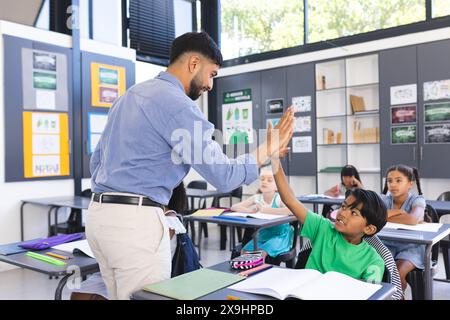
{"left": 315, "top": 54, "right": 381, "bottom": 193}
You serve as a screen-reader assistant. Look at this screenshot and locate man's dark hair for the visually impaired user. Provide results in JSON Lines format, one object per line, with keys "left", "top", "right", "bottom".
{"left": 169, "top": 32, "right": 223, "bottom": 66}
{"left": 344, "top": 188, "right": 387, "bottom": 234}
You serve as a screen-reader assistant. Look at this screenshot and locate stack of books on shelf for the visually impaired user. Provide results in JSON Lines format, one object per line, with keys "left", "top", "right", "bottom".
{"left": 323, "top": 129, "right": 342, "bottom": 144}
{"left": 350, "top": 95, "right": 366, "bottom": 113}
{"left": 352, "top": 120, "right": 379, "bottom": 143}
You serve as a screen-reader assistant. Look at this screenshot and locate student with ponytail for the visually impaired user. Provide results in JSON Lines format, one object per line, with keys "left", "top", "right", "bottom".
{"left": 381, "top": 164, "right": 426, "bottom": 294}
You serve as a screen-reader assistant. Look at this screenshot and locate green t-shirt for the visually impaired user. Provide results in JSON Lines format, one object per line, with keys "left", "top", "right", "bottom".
{"left": 301, "top": 211, "right": 384, "bottom": 282}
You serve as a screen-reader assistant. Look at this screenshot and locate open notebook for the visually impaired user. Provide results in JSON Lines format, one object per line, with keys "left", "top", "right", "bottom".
{"left": 51, "top": 239, "right": 95, "bottom": 258}
{"left": 384, "top": 222, "right": 443, "bottom": 232}
{"left": 229, "top": 268, "right": 381, "bottom": 300}
{"left": 225, "top": 212, "right": 285, "bottom": 220}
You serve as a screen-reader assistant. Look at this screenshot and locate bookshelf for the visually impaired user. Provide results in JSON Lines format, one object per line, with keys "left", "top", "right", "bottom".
{"left": 315, "top": 54, "right": 381, "bottom": 193}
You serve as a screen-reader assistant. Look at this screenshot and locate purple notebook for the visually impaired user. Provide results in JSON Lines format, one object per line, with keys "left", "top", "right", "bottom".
{"left": 18, "top": 233, "right": 83, "bottom": 250}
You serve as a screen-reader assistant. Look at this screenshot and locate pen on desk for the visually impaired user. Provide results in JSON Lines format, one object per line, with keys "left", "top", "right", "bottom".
{"left": 45, "top": 252, "right": 70, "bottom": 260}
{"left": 25, "top": 251, "right": 66, "bottom": 266}
{"left": 212, "top": 216, "right": 247, "bottom": 222}
{"left": 238, "top": 264, "right": 273, "bottom": 277}
{"left": 226, "top": 295, "right": 243, "bottom": 300}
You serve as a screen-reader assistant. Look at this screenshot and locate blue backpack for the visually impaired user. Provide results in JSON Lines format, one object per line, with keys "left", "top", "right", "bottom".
{"left": 171, "top": 233, "right": 201, "bottom": 277}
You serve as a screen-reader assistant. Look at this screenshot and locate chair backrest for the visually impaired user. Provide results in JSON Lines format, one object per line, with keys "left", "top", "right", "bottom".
{"left": 186, "top": 180, "right": 207, "bottom": 209}
{"left": 212, "top": 186, "right": 243, "bottom": 207}
{"left": 187, "top": 180, "right": 207, "bottom": 190}
{"left": 81, "top": 188, "right": 92, "bottom": 198}
{"left": 437, "top": 191, "right": 450, "bottom": 201}
{"left": 424, "top": 204, "right": 440, "bottom": 263}
{"left": 231, "top": 186, "right": 243, "bottom": 200}
{"left": 296, "top": 236, "right": 403, "bottom": 300}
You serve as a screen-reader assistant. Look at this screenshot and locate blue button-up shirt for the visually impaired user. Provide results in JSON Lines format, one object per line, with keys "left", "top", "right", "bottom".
{"left": 90, "top": 71, "right": 258, "bottom": 205}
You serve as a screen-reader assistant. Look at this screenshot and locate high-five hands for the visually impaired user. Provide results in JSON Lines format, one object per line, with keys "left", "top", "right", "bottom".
{"left": 267, "top": 106, "right": 294, "bottom": 160}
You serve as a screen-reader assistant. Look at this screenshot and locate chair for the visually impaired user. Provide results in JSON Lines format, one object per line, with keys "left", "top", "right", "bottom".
{"left": 405, "top": 203, "right": 441, "bottom": 300}
{"left": 50, "top": 189, "right": 91, "bottom": 235}
{"left": 186, "top": 180, "right": 208, "bottom": 239}
{"left": 265, "top": 221, "right": 299, "bottom": 268}
{"left": 295, "top": 236, "right": 403, "bottom": 300}
{"left": 437, "top": 191, "right": 450, "bottom": 280}
{"left": 211, "top": 187, "right": 243, "bottom": 250}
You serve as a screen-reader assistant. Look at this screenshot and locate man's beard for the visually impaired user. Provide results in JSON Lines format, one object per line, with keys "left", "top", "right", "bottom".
{"left": 187, "top": 74, "right": 203, "bottom": 100}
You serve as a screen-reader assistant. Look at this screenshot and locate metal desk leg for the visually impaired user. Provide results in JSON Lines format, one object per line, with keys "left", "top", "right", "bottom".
{"left": 230, "top": 226, "right": 236, "bottom": 251}
{"left": 197, "top": 221, "right": 202, "bottom": 260}
{"left": 54, "top": 206, "right": 60, "bottom": 235}
{"left": 252, "top": 231, "right": 259, "bottom": 250}
{"left": 20, "top": 202, "right": 27, "bottom": 241}
{"left": 424, "top": 244, "right": 433, "bottom": 300}
{"left": 54, "top": 272, "right": 73, "bottom": 300}
{"left": 47, "top": 206, "right": 57, "bottom": 236}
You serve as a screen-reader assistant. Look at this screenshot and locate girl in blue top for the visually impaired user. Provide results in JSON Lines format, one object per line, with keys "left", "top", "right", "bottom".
{"left": 381, "top": 164, "right": 426, "bottom": 294}
{"left": 231, "top": 168, "right": 293, "bottom": 258}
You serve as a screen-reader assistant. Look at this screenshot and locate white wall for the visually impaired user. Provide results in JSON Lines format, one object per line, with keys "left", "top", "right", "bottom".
{"left": 91, "top": 0, "right": 122, "bottom": 46}
{"left": 216, "top": 26, "right": 450, "bottom": 201}
{"left": 0, "top": 21, "right": 75, "bottom": 271}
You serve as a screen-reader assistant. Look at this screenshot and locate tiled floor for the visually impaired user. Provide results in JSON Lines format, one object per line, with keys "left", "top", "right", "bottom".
{"left": 0, "top": 224, "right": 449, "bottom": 300}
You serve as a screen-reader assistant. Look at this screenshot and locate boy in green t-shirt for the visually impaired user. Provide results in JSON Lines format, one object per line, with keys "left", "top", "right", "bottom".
{"left": 271, "top": 158, "right": 387, "bottom": 283}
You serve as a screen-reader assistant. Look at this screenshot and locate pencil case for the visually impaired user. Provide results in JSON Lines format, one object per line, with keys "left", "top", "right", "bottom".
{"left": 230, "top": 252, "right": 264, "bottom": 270}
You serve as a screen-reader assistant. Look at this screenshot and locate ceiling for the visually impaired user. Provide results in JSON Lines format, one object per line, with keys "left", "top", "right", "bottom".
{"left": 0, "top": 0, "right": 44, "bottom": 26}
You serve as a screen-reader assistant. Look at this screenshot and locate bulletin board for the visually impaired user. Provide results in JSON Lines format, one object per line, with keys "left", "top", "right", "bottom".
{"left": 3, "top": 35, "right": 73, "bottom": 182}
{"left": 81, "top": 51, "right": 135, "bottom": 178}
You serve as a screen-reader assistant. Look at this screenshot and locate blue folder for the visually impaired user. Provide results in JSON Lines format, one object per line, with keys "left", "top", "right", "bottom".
{"left": 0, "top": 238, "right": 43, "bottom": 255}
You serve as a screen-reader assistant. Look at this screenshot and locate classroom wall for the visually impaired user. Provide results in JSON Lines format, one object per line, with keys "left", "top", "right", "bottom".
{"left": 0, "top": 21, "right": 75, "bottom": 271}
{"left": 0, "top": 21, "right": 135, "bottom": 271}
{"left": 216, "top": 26, "right": 450, "bottom": 201}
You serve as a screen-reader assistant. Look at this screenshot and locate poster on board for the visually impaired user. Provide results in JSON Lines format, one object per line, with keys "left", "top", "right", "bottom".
{"left": 88, "top": 112, "right": 108, "bottom": 153}
{"left": 295, "top": 116, "right": 311, "bottom": 133}
{"left": 391, "top": 105, "right": 416, "bottom": 124}
{"left": 423, "top": 79, "right": 450, "bottom": 101}
{"left": 292, "top": 136, "right": 312, "bottom": 153}
{"left": 391, "top": 125, "right": 416, "bottom": 145}
{"left": 22, "top": 48, "right": 69, "bottom": 111}
{"left": 424, "top": 124, "right": 450, "bottom": 144}
{"left": 22, "top": 112, "right": 70, "bottom": 178}
{"left": 91, "top": 62, "right": 126, "bottom": 107}
{"left": 424, "top": 102, "right": 450, "bottom": 123}
{"left": 292, "top": 96, "right": 311, "bottom": 113}
{"left": 390, "top": 84, "right": 417, "bottom": 105}
{"left": 222, "top": 89, "right": 253, "bottom": 145}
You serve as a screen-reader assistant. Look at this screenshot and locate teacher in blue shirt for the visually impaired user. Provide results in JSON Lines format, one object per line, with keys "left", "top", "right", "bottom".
{"left": 87, "top": 32, "right": 294, "bottom": 300}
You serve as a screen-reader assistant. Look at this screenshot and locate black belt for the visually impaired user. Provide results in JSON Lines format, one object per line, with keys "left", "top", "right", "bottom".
{"left": 93, "top": 193, "right": 164, "bottom": 210}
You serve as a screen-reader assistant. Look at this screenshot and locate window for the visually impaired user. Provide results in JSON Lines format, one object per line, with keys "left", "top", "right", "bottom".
{"left": 129, "top": 0, "right": 176, "bottom": 65}
{"left": 308, "top": 0, "right": 426, "bottom": 43}
{"left": 174, "top": 0, "right": 194, "bottom": 36}
{"left": 432, "top": 0, "right": 450, "bottom": 18}
{"left": 220, "top": 0, "right": 304, "bottom": 60}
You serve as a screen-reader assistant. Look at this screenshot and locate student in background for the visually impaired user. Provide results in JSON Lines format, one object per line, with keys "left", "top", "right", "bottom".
{"left": 271, "top": 152, "right": 387, "bottom": 282}
{"left": 380, "top": 164, "right": 426, "bottom": 293}
{"left": 324, "top": 165, "right": 363, "bottom": 197}
{"left": 71, "top": 183, "right": 188, "bottom": 300}
{"left": 230, "top": 168, "right": 293, "bottom": 259}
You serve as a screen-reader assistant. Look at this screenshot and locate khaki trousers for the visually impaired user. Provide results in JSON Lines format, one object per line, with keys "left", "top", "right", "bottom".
{"left": 86, "top": 193, "right": 171, "bottom": 300}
